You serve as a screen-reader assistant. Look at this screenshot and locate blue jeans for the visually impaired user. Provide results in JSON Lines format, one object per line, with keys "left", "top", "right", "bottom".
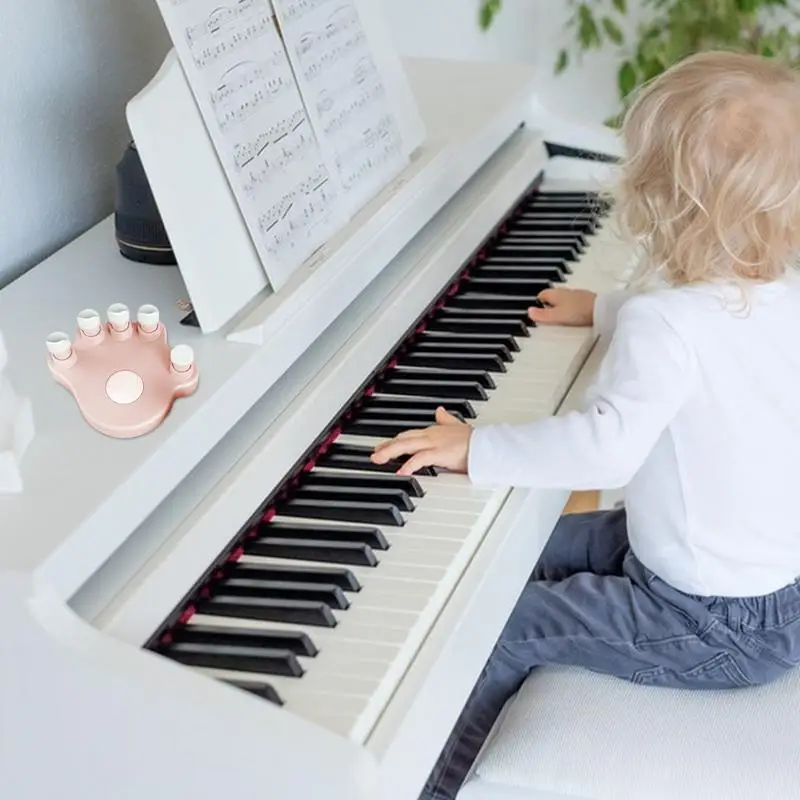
{"left": 421, "top": 507, "right": 800, "bottom": 800}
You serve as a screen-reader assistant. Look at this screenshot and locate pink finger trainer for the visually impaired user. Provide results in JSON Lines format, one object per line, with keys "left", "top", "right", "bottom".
{"left": 46, "top": 303, "right": 199, "bottom": 438}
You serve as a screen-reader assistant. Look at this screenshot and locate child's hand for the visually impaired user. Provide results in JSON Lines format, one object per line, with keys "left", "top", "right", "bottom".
{"left": 528, "top": 288, "right": 596, "bottom": 327}
{"left": 370, "top": 407, "right": 471, "bottom": 476}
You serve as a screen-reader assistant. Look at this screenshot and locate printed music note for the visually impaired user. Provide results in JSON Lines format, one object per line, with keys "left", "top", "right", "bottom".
{"left": 272, "top": 0, "right": 409, "bottom": 216}
{"left": 153, "top": 0, "right": 343, "bottom": 289}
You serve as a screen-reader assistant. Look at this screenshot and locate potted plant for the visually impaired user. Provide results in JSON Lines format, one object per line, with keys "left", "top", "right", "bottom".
{"left": 479, "top": 0, "right": 800, "bottom": 123}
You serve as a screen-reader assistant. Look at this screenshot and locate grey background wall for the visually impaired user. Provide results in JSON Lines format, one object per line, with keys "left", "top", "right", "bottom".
{"left": 0, "top": 0, "right": 635, "bottom": 289}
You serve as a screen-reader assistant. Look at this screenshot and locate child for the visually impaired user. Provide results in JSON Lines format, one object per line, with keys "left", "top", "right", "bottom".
{"left": 371, "top": 51, "right": 800, "bottom": 800}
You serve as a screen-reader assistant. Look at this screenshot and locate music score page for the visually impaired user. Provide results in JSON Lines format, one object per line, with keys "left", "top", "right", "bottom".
{"left": 272, "top": 0, "right": 409, "bottom": 217}
{"left": 152, "top": 0, "right": 419, "bottom": 291}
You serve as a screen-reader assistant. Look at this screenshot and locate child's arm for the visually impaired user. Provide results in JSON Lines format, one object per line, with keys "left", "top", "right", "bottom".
{"left": 372, "top": 293, "right": 695, "bottom": 488}
{"left": 468, "top": 294, "right": 695, "bottom": 490}
{"left": 593, "top": 290, "right": 634, "bottom": 338}
{"left": 528, "top": 287, "right": 632, "bottom": 339}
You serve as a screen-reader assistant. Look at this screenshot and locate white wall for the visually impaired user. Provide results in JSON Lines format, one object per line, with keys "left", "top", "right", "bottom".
{"left": 0, "top": 2, "right": 170, "bottom": 288}
{"left": 381, "top": 0, "right": 634, "bottom": 124}
{"left": 0, "top": 0, "right": 633, "bottom": 289}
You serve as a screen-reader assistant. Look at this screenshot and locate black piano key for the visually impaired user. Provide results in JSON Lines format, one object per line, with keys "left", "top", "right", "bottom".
{"left": 229, "top": 561, "right": 362, "bottom": 592}
{"left": 519, "top": 210, "right": 596, "bottom": 221}
{"left": 462, "top": 279, "right": 552, "bottom": 298}
{"left": 343, "top": 417, "right": 435, "bottom": 438}
{"left": 304, "top": 470, "right": 425, "bottom": 499}
{"left": 427, "top": 316, "right": 530, "bottom": 337}
{"left": 378, "top": 377, "right": 489, "bottom": 401}
{"left": 487, "top": 241, "right": 581, "bottom": 261}
{"left": 511, "top": 219, "right": 595, "bottom": 234}
{"left": 482, "top": 257, "right": 572, "bottom": 275}
{"left": 316, "top": 441, "right": 439, "bottom": 476}
{"left": 499, "top": 228, "right": 588, "bottom": 236}
{"left": 528, "top": 191, "right": 598, "bottom": 198}
{"left": 501, "top": 236, "right": 586, "bottom": 251}
{"left": 524, "top": 203, "right": 600, "bottom": 213}
{"left": 343, "top": 404, "right": 465, "bottom": 437}
{"left": 223, "top": 679, "right": 284, "bottom": 706}
{"left": 488, "top": 244, "right": 577, "bottom": 261}
{"left": 217, "top": 576, "right": 351, "bottom": 610}
{"left": 524, "top": 212, "right": 602, "bottom": 223}
{"left": 519, "top": 198, "right": 600, "bottom": 207}
{"left": 198, "top": 594, "right": 339, "bottom": 628}
{"left": 520, "top": 201, "right": 600, "bottom": 212}
{"left": 475, "top": 265, "right": 566, "bottom": 282}
{"left": 409, "top": 338, "right": 514, "bottom": 362}
{"left": 244, "top": 537, "right": 379, "bottom": 567}
{"left": 490, "top": 243, "right": 578, "bottom": 261}
{"left": 528, "top": 199, "right": 601, "bottom": 207}
{"left": 388, "top": 366, "right": 495, "bottom": 390}
{"left": 362, "top": 394, "right": 478, "bottom": 417}
{"left": 279, "top": 497, "right": 404, "bottom": 526}
{"left": 172, "top": 623, "right": 319, "bottom": 657}
{"left": 295, "top": 483, "right": 415, "bottom": 512}
{"left": 534, "top": 190, "right": 599, "bottom": 199}
{"left": 484, "top": 253, "right": 569, "bottom": 263}
{"left": 356, "top": 405, "right": 449, "bottom": 421}
{"left": 503, "top": 227, "right": 586, "bottom": 238}
{"left": 534, "top": 191, "right": 599, "bottom": 198}
{"left": 260, "top": 520, "right": 389, "bottom": 550}
{"left": 436, "top": 306, "right": 533, "bottom": 325}
{"left": 528, "top": 190, "right": 600, "bottom": 199}
{"left": 522, "top": 203, "right": 598, "bottom": 213}
{"left": 418, "top": 330, "right": 521, "bottom": 352}
{"left": 163, "top": 641, "right": 305, "bottom": 676}
{"left": 444, "top": 295, "right": 542, "bottom": 315}
{"left": 510, "top": 206, "right": 593, "bottom": 216}
{"left": 397, "top": 351, "right": 506, "bottom": 372}
{"left": 494, "top": 237, "right": 584, "bottom": 252}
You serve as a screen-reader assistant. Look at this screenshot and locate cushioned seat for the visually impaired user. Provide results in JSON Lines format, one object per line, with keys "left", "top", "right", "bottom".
{"left": 458, "top": 666, "right": 800, "bottom": 800}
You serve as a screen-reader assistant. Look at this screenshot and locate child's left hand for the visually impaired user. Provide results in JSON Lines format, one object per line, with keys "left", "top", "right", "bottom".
{"left": 370, "top": 407, "right": 472, "bottom": 476}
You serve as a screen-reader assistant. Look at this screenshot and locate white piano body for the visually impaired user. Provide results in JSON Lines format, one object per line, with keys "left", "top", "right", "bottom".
{"left": 0, "top": 52, "right": 628, "bottom": 800}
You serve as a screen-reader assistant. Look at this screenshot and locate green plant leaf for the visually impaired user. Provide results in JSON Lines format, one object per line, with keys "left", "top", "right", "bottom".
{"left": 577, "top": 3, "right": 601, "bottom": 48}
{"left": 478, "top": 0, "right": 501, "bottom": 30}
{"left": 526, "top": 0, "right": 800, "bottom": 124}
{"left": 602, "top": 16, "right": 624, "bottom": 45}
{"left": 618, "top": 60, "right": 637, "bottom": 98}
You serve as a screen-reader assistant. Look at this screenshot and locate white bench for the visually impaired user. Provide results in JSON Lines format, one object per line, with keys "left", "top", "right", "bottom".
{"left": 457, "top": 666, "right": 800, "bottom": 799}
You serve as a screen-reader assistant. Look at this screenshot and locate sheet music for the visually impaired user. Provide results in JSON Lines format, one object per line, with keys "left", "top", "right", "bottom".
{"left": 153, "top": 0, "right": 342, "bottom": 289}
{"left": 272, "top": 0, "right": 409, "bottom": 216}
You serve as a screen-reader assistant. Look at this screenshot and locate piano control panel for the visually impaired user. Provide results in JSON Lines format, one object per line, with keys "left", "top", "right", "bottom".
{"left": 45, "top": 303, "right": 199, "bottom": 439}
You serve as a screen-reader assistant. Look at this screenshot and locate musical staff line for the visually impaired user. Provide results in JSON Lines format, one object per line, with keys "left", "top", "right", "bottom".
{"left": 154, "top": 0, "right": 342, "bottom": 287}
{"left": 272, "top": 0, "right": 408, "bottom": 215}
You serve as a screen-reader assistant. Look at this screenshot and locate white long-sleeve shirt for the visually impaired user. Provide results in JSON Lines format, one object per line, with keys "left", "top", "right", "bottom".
{"left": 467, "top": 274, "right": 800, "bottom": 597}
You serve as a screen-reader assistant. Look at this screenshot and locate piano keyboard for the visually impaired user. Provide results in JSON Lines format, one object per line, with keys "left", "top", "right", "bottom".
{"left": 146, "top": 184, "right": 625, "bottom": 742}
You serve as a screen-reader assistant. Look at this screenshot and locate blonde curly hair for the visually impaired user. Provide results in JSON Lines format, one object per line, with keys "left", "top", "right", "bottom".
{"left": 614, "top": 50, "right": 800, "bottom": 289}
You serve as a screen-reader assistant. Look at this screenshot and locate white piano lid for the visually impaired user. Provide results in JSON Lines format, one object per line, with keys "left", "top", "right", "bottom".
{"left": 0, "top": 56, "right": 539, "bottom": 598}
